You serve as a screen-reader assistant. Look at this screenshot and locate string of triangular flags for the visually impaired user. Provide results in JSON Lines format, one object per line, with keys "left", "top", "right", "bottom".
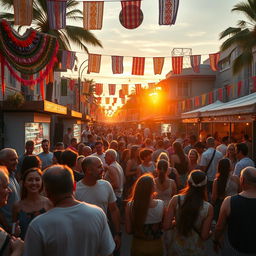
{"left": 13, "top": 0, "right": 179, "bottom": 30}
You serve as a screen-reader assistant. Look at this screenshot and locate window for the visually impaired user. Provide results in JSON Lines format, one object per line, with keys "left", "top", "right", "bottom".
{"left": 177, "top": 80, "right": 190, "bottom": 97}
{"left": 61, "top": 79, "right": 67, "bottom": 96}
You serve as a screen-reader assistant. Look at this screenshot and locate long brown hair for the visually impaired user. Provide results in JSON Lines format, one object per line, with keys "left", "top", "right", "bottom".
{"left": 177, "top": 170, "right": 207, "bottom": 236}
{"left": 128, "top": 174, "right": 154, "bottom": 235}
{"left": 173, "top": 142, "right": 188, "bottom": 174}
{"left": 157, "top": 159, "right": 169, "bottom": 184}
{"left": 216, "top": 158, "right": 231, "bottom": 198}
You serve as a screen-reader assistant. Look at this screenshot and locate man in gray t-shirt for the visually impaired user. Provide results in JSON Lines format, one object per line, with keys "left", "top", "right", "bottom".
{"left": 37, "top": 139, "right": 53, "bottom": 170}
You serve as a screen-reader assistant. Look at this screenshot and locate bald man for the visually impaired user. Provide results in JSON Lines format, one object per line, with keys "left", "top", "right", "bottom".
{"left": 214, "top": 167, "right": 256, "bottom": 255}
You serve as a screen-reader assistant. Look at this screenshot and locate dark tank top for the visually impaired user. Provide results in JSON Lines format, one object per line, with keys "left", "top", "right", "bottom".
{"left": 228, "top": 195, "right": 256, "bottom": 254}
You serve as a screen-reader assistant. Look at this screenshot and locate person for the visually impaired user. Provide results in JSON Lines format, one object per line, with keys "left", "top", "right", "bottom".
{"left": 243, "top": 134, "right": 252, "bottom": 159}
{"left": 75, "top": 156, "right": 121, "bottom": 251}
{"left": 214, "top": 167, "right": 256, "bottom": 255}
{"left": 81, "top": 126, "right": 91, "bottom": 144}
{"left": 63, "top": 128, "right": 72, "bottom": 148}
{"left": 224, "top": 143, "right": 237, "bottom": 171}
{"left": 233, "top": 143, "right": 254, "bottom": 177}
{"left": 37, "top": 140, "right": 53, "bottom": 170}
{"left": 52, "top": 151, "right": 62, "bottom": 164}
{"left": 125, "top": 174, "right": 164, "bottom": 256}
{"left": 194, "top": 142, "right": 205, "bottom": 163}
{"left": 86, "top": 134, "right": 95, "bottom": 150}
{"left": 23, "top": 165, "right": 115, "bottom": 256}
{"left": 137, "top": 149, "right": 155, "bottom": 177}
{"left": 184, "top": 135, "right": 197, "bottom": 155}
{"left": 75, "top": 155, "right": 85, "bottom": 173}
{"left": 188, "top": 149, "right": 201, "bottom": 172}
{"left": 120, "top": 149, "right": 130, "bottom": 173}
{"left": 77, "top": 143, "right": 85, "bottom": 156}
{"left": 0, "top": 166, "right": 24, "bottom": 256}
{"left": 12, "top": 168, "right": 52, "bottom": 239}
{"left": 211, "top": 159, "right": 240, "bottom": 221}
{"left": 117, "top": 141, "right": 126, "bottom": 164}
{"left": 200, "top": 137, "right": 223, "bottom": 195}
{"left": 163, "top": 170, "right": 213, "bottom": 256}
{"left": 54, "top": 142, "right": 64, "bottom": 151}
{"left": 152, "top": 140, "right": 168, "bottom": 163}
{"left": 82, "top": 145, "right": 93, "bottom": 157}
{"left": 20, "top": 155, "right": 42, "bottom": 178}
{"left": 92, "top": 141, "right": 106, "bottom": 165}
{"left": 67, "top": 138, "right": 78, "bottom": 152}
{"left": 170, "top": 142, "right": 189, "bottom": 188}
{"left": 216, "top": 136, "right": 229, "bottom": 156}
{"left": 0, "top": 149, "right": 20, "bottom": 232}
{"left": 60, "top": 149, "right": 84, "bottom": 182}
{"left": 143, "top": 138, "right": 154, "bottom": 150}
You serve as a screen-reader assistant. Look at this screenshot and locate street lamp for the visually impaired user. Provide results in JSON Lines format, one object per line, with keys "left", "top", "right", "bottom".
{"left": 77, "top": 59, "right": 88, "bottom": 112}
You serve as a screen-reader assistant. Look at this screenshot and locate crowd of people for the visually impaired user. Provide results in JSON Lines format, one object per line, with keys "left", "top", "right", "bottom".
{"left": 0, "top": 125, "right": 255, "bottom": 256}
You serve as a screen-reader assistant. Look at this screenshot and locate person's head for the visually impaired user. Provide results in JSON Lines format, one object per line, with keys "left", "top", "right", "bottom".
{"left": 157, "top": 152, "right": 170, "bottom": 163}
{"left": 76, "top": 155, "right": 85, "bottom": 173}
{"left": 43, "top": 165, "right": 74, "bottom": 202}
{"left": 226, "top": 143, "right": 236, "bottom": 158}
{"left": 188, "top": 149, "right": 199, "bottom": 163}
{"left": 41, "top": 139, "right": 50, "bottom": 153}
{"left": 222, "top": 136, "right": 229, "bottom": 145}
{"left": 83, "top": 146, "right": 92, "bottom": 157}
{"left": 172, "top": 141, "right": 183, "bottom": 155}
{"left": 67, "top": 128, "right": 72, "bottom": 134}
{"left": 206, "top": 137, "right": 215, "bottom": 148}
{"left": 156, "top": 159, "right": 169, "bottom": 184}
{"left": 129, "top": 174, "right": 155, "bottom": 234}
{"left": 82, "top": 156, "right": 104, "bottom": 180}
{"left": 21, "top": 168, "right": 43, "bottom": 199}
{"left": 70, "top": 138, "right": 77, "bottom": 148}
{"left": 109, "top": 140, "right": 118, "bottom": 151}
{"left": 240, "top": 167, "right": 256, "bottom": 191}
{"left": 0, "top": 166, "right": 11, "bottom": 207}
{"left": 156, "top": 140, "right": 164, "bottom": 149}
{"left": 0, "top": 148, "right": 18, "bottom": 173}
{"left": 95, "top": 141, "right": 104, "bottom": 155}
{"left": 189, "top": 135, "right": 197, "bottom": 145}
{"left": 77, "top": 143, "right": 85, "bottom": 155}
{"left": 144, "top": 138, "right": 152, "bottom": 147}
{"left": 87, "top": 134, "right": 94, "bottom": 142}
{"left": 102, "top": 139, "right": 109, "bottom": 151}
{"left": 118, "top": 141, "right": 126, "bottom": 152}
{"left": 105, "top": 149, "right": 117, "bottom": 165}
{"left": 130, "top": 145, "right": 140, "bottom": 161}
{"left": 21, "top": 155, "right": 42, "bottom": 176}
{"left": 216, "top": 158, "right": 231, "bottom": 198}
{"left": 60, "top": 149, "right": 78, "bottom": 168}
{"left": 25, "top": 140, "right": 34, "bottom": 155}
{"left": 139, "top": 148, "right": 153, "bottom": 163}
{"left": 235, "top": 143, "right": 248, "bottom": 160}
{"left": 53, "top": 151, "right": 63, "bottom": 164}
{"left": 55, "top": 142, "right": 64, "bottom": 151}
{"left": 177, "top": 170, "right": 207, "bottom": 236}
{"left": 194, "top": 142, "right": 204, "bottom": 155}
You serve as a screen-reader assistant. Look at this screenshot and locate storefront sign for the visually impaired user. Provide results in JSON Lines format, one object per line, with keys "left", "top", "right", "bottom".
{"left": 44, "top": 100, "right": 67, "bottom": 115}
{"left": 201, "top": 115, "right": 252, "bottom": 123}
{"left": 182, "top": 118, "right": 199, "bottom": 123}
{"left": 71, "top": 110, "right": 82, "bottom": 118}
{"left": 34, "top": 113, "right": 51, "bottom": 123}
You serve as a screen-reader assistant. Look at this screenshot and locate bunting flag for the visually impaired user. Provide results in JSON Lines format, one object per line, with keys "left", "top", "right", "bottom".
{"left": 121, "top": 98, "right": 126, "bottom": 104}
{"left": 202, "top": 94, "right": 206, "bottom": 105}
{"left": 39, "top": 70, "right": 44, "bottom": 100}
{"left": 108, "top": 84, "right": 116, "bottom": 95}
{"left": 132, "top": 57, "right": 145, "bottom": 75}
{"left": 97, "top": 97, "right": 102, "bottom": 104}
{"left": 83, "top": 1, "right": 104, "bottom": 30}
{"left": 113, "top": 98, "right": 117, "bottom": 104}
{"left": 237, "top": 81, "right": 242, "bottom": 96}
{"left": 233, "top": 83, "right": 237, "bottom": 97}
{"left": 190, "top": 55, "right": 201, "bottom": 73}
{"left": 120, "top": 1, "right": 143, "bottom": 29}
{"left": 135, "top": 84, "right": 141, "bottom": 95}
{"left": 47, "top": 0, "right": 67, "bottom": 30}
{"left": 194, "top": 96, "right": 200, "bottom": 107}
{"left": 82, "top": 82, "right": 90, "bottom": 94}
{"left": 252, "top": 76, "right": 256, "bottom": 92}
{"left": 60, "top": 50, "right": 76, "bottom": 70}
{"left": 148, "top": 83, "right": 155, "bottom": 89}
{"left": 226, "top": 85, "right": 232, "bottom": 97}
{"left": 69, "top": 79, "right": 75, "bottom": 91}
{"left": 0, "top": 54, "right": 5, "bottom": 98}
{"left": 13, "top": 0, "right": 33, "bottom": 26}
{"left": 182, "top": 101, "right": 186, "bottom": 111}
{"left": 88, "top": 54, "right": 101, "bottom": 73}
{"left": 111, "top": 56, "right": 124, "bottom": 74}
{"left": 119, "top": 89, "right": 125, "bottom": 98}
{"left": 95, "top": 83, "right": 103, "bottom": 96}
{"left": 159, "top": 0, "right": 179, "bottom": 25}
{"left": 153, "top": 57, "right": 165, "bottom": 75}
{"left": 209, "top": 52, "right": 220, "bottom": 71}
{"left": 105, "top": 97, "right": 110, "bottom": 104}
{"left": 218, "top": 88, "right": 223, "bottom": 101}
{"left": 122, "top": 84, "right": 129, "bottom": 95}
{"left": 208, "top": 91, "right": 213, "bottom": 104}
{"left": 172, "top": 56, "right": 183, "bottom": 74}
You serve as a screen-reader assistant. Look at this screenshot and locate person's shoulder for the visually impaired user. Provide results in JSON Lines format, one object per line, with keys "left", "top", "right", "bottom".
{"left": 78, "top": 202, "right": 106, "bottom": 217}
{"left": 98, "top": 179, "right": 111, "bottom": 187}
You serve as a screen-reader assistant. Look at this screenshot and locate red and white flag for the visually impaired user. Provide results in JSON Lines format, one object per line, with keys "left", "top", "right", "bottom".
{"left": 69, "top": 79, "right": 75, "bottom": 91}
{"left": 111, "top": 56, "right": 124, "bottom": 74}
{"left": 108, "top": 84, "right": 116, "bottom": 95}
{"left": 237, "top": 81, "right": 242, "bottom": 96}
{"left": 132, "top": 57, "right": 145, "bottom": 75}
{"left": 121, "top": 98, "right": 126, "bottom": 104}
{"left": 95, "top": 83, "right": 103, "bottom": 96}
{"left": 135, "top": 84, "right": 141, "bottom": 95}
{"left": 105, "top": 97, "right": 110, "bottom": 104}
{"left": 190, "top": 55, "right": 201, "bottom": 73}
{"left": 218, "top": 88, "right": 223, "bottom": 101}
{"left": 88, "top": 54, "right": 101, "bottom": 73}
{"left": 153, "top": 57, "right": 165, "bottom": 75}
{"left": 113, "top": 98, "right": 117, "bottom": 104}
{"left": 122, "top": 84, "right": 129, "bottom": 95}
{"left": 172, "top": 56, "right": 183, "bottom": 74}
{"left": 209, "top": 53, "right": 220, "bottom": 71}
{"left": 119, "top": 89, "right": 125, "bottom": 98}
{"left": 97, "top": 97, "right": 102, "bottom": 104}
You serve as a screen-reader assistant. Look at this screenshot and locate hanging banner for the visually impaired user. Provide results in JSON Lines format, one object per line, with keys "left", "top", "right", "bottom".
{"left": 201, "top": 94, "right": 206, "bottom": 105}
{"left": 122, "top": 84, "right": 129, "bottom": 95}
{"left": 190, "top": 55, "right": 201, "bottom": 73}
{"left": 113, "top": 98, "right": 117, "bottom": 104}
{"left": 60, "top": 50, "right": 76, "bottom": 70}
{"left": 121, "top": 98, "right": 126, "bottom": 104}
{"left": 132, "top": 57, "right": 145, "bottom": 75}
{"left": 82, "top": 82, "right": 90, "bottom": 94}
{"left": 83, "top": 1, "right": 104, "bottom": 30}
{"left": 47, "top": 0, "right": 67, "bottom": 30}
{"left": 172, "top": 56, "right": 183, "bottom": 74}
{"left": 209, "top": 52, "right": 220, "bottom": 71}
{"left": 39, "top": 70, "right": 45, "bottom": 100}
{"left": 97, "top": 97, "right": 102, "bottom": 104}
{"left": 153, "top": 57, "right": 165, "bottom": 75}
{"left": 208, "top": 91, "right": 213, "bottom": 104}
{"left": 111, "top": 56, "right": 124, "bottom": 74}
{"left": 0, "top": 54, "right": 5, "bottom": 98}
{"left": 108, "top": 84, "right": 116, "bottom": 95}
{"left": 13, "top": 0, "right": 33, "bottom": 26}
{"left": 135, "top": 84, "right": 141, "bottom": 95}
{"left": 119, "top": 89, "right": 125, "bottom": 98}
{"left": 252, "top": 76, "right": 256, "bottom": 92}
{"left": 88, "top": 54, "right": 101, "bottom": 73}
{"left": 69, "top": 79, "right": 75, "bottom": 91}
{"left": 95, "top": 83, "right": 103, "bottom": 96}
{"left": 218, "top": 88, "right": 223, "bottom": 101}
{"left": 120, "top": 1, "right": 143, "bottom": 29}
{"left": 148, "top": 83, "right": 155, "bottom": 89}
{"left": 237, "top": 81, "right": 242, "bottom": 96}
{"left": 105, "top": 97, "right": 110, "bottom": 104}
{"left": 159, "top": 0, "right": 179, "bottom": 25}
{"left": 226, "top": 85, "right": 232, "bottom": 97}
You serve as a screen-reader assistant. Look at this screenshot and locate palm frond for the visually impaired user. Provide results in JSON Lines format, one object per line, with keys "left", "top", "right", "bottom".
{"left": 219, "top": 27, "right": 242, "bottom": 39}
{"left": 232, "top": 0, "right": 256, "bottom": 23}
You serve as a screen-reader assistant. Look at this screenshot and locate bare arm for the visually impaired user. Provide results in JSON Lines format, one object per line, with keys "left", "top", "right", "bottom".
{"left": 170, "top": 180, "right": 177, "bottom": 198}
{"left": 125, "top": 203, "right": 132, "bottom": 234}
{"left": 211, "top": 179, "right": 218, "bottom": 205}
{"left": 163, "top": 196, "right": 178, "bottom": 230}
{"left": 200, "top": 204, "right": 214, "bottom": 240}
{"left": 107, "top": 167, "right": 119, "bottom": 190}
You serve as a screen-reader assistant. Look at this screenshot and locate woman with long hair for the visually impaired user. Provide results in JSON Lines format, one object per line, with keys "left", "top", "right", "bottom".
{"left": 125, "top": 174, "right": 164, "bottom": 256}
{"left": 224, "top": 143, "right": 237, "bottom": 172}
{"left": 12, "top": 168, "right": 52, "bottom": 239}
{"left": 20, "top": 155, "right": 41, "bottom": 179}
{"left": 170, "top": 142, "right": 189, "bottom": 188}
{"left": 188, "top": 149, "right": 201, "bottom": 173}
{"left": 163, "top": 170, "right": 213, "bottom": 255}
{"left": 212, "top": 158, "right": 240, "bottom": 221}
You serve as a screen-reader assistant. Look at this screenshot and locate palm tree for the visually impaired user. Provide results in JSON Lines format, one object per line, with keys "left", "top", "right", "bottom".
{"left": 0, "top": 0, "right": 102, "bottom": 51}
{"left": 220, "top": 0, "right": 256, "bottom": 74}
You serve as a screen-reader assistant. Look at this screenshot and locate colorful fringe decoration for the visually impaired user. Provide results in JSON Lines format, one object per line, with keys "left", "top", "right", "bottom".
{"left": 122, "top": 84, "right": 129, "bottom": 95}
{"left": 172, "top": 56, "right": 183, "bottom": 74}
{"left": 132, "top": 57, "right": 145, "bottom": 75}
{"left": 252, "top": 77, "right": 256, "bottom": 92}
{"left": 135, "top": 84, "right": 141, "bottom": 95}
{"left": 113, "top": 98, "right": 117, "bottom": 104}
{"left": 121, "top": 98, "right": 126, "bottom": 104}
{"left": 119, "top": 89, "right": 125, "bottom": 98}
{"left": 190, "top": 55, "right": 201, "bottom": 73}
{"left": 159, "top": 0, "right": 179, "bottom": 25}
{"left": 209, "top": 53, "right": 220, "bottom": 71}
{"left": 148, "top": 83, "right": 155, "bottom": 89}
{"left": 108, "top": 84, "right": 116, "bottom": 95}
{"left": 97, "top": 97, "right": 102, "bottom": 104}
{"left": 208, "top": 91, "right": 213, "bottom": 104}
{"left": 39, "top": 70, "right": 45, "bottom": 100}
{"left": 111, "top": 56, "right": 124, "bottom": 74}
{"left": 47, "top": 0, "right": 67, "bottom": 30}
{"left": 13, "top": 0, "right": 33, "bottom": 26}
{"left": 61, "top": 50, "right": 76, "bottom": 70}
{"left": 120, "top": 1, "right": 143, "bottom": 29}
{"left": 153, "top": 57, "right": 165, "bottom": 75}
{"left": 69, "top": 79, "right": 75, "bottom": 91}
{"left": 218, "top": 88, "right": 223, "bottom": 101}
{"left": 83, "top": 1, "right": 104, "bottom": 30}
{"left": 95, "top": 83, "right": 103, "bottom": 96}
{"left": 237, "top": 81, "right": 242, "bottom": 96}
{"left": 202, "top": 94, "right": 206, "bottom": 105}
{"left": 226, "top": 85, "right": 232, "bottom": 97}
{"left": 88, "top": 54, "right": 101, "bottom": 73}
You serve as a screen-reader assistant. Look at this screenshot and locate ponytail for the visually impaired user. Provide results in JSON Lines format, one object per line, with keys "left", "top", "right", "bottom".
{"left": 157, "top": 159, "right": 169, "bottom": 184}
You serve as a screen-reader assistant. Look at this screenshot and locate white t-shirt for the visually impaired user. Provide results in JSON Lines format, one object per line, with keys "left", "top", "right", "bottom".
{"left": 81, "top": 129, "right": 91, "bottom": 143}
{"left": 23, "top": 203, "right": 115, "bottom": 256}
{"left": 233, "top": 157, "right": 255, "bottom": 177}
{"left": 200, "top": 147, "right": 223, "bottom": 181}
{"left": 75, "top": 180, "right": 116, "bottom": 214}
{"left": 216, "top": 144, "right": 227, "bottom": 156}
{"left": 92, "top": 152, "right": 106, "bottom": 165}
